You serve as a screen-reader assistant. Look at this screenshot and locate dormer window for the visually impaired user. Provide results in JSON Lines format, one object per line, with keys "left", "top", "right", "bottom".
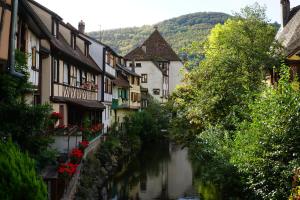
{"left": 52, "top": 20, "right": 58, "bottom": 38}
{"left": 84, "top": 43, "right": 89, "bottom": 56}
{"left": 71, "top": 34, "right": 76, "bottom": 49}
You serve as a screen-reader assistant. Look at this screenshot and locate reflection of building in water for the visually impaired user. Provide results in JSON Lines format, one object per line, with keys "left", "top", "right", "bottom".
{"left": 136, "top": 144, "right": 195, "bottom": 199}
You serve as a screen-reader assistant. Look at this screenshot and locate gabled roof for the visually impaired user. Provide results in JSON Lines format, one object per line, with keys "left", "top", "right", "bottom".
{"left": 124, "top": 29, "right": 181, "bottom": 62}
{"left": 277, "top": 8, "right": 300, "bottom": 57}
{"left": 23, "top": 0, "right": 101, "bottom": 73}
{"left": 116, "top": 64, "right": 140, "bottom": 77}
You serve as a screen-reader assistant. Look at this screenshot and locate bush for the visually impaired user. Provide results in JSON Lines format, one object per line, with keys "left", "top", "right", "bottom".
{"left": 231, "top": 65, "right": 300, "bottom": 199}
{"left": 0, "top": 140, "right": 47, "bottom": 200}
{"left": 124, "top": 100, "right": 170, "bottom": 141}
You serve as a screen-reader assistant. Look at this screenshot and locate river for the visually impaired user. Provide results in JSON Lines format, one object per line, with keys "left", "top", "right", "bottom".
{"left": 99, "top": 141, "right": 227, "bottom": 200}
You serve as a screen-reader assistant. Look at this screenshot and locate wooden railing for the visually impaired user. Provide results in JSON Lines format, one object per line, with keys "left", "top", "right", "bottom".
{"left": 53, "top": 83, "right": 97, "bottom": 100}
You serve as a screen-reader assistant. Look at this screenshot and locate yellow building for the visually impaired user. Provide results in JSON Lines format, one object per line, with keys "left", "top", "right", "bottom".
{"left": 111, "top": 57, "right": 141, "bottom": 128}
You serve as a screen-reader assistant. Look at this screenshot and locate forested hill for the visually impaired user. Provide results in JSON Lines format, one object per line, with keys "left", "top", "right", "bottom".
{"left": 88, "top": 12, "right": 231, "bottom": 56}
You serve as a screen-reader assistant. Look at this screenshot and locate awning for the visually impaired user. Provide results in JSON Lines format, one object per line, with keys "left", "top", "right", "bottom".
{"left": 52, "top": 97, "right": 105, "bottom": 110}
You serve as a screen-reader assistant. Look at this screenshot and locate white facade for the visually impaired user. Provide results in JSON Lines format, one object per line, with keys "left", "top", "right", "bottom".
{"left": 27, "top": 30, "right": 40, "bottom": 86}
{"left": 169, "top": 61, "right": 185, "bottom": 94}
{"left": 128, "top": 61, "right": 167, "bottom": 103}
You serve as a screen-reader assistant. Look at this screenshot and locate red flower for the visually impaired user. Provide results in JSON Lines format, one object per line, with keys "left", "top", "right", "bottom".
{"left": 70, "top": 148, "right": 83, "bottom": 164}
{"left": 57, "top": 125, "right": 65, "bottom": 129}
{"left": 57, "top": 162, "right": 79, "bottom": 178}
{"left": 50, "top": 112, "right": 63, "bottom": 120}
{"left": 79, "top": 140, "right": 89, "bottom": 151}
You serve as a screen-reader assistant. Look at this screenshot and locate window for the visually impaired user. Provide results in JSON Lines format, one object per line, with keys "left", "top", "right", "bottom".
{"left": 105, "top": 52, "right": 110, "bottom": 65}
{"left": 76, "top": 69, "right": 81, "bottom": 87}
{"left": 104, "top": 78, "right": 112, "bottom": 94}
{"left": 70, "top": 66, "right": 76, "bottom": 86}
{"left": 63, "top": 63, "right": 69, "bottom": 84}
{"left": 129, "top": 63, "right": 133, "bottom": 67}
{"left": 137, "top": 77, "right": 140, "bottom": 86}
{"left": 53, "top": 58, "right": 59, "bottom": 82}
{"left": 31, "top": 47, "right": 37, "bottom": 69}
{"left": 71, "top": 34, "right": 76, "bottom": 49}
{"left": 153, "top": 89, "right": 160, "bottom": 95}
{"left": 131, "top": 76, "right": 134, "bottom": 85}
{"left": 136, "top": 63, "right": 141, "bottom": 67}
{"left": 84, "top": 43, "right": 89, "bottom": 56}
{"left": 52, "top": 20, "right": 58, "bottom": 38}
{"left": 91, "top": 74, "right": 95, "bottom": 84}
{"left": 141, "top": 74, "right": 147, "bottom": 83}
{"left": 81, "top": 71, "right": 87, "bottom": 84}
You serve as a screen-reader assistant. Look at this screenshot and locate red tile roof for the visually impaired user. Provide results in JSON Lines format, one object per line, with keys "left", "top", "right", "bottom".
{"left": 125, "top": 30, "right": 181, "bottom": 61}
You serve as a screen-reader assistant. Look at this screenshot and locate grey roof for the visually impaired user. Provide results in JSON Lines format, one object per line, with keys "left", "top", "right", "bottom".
{"left": 277, "top": 8, "right": 300, "bottom": 56}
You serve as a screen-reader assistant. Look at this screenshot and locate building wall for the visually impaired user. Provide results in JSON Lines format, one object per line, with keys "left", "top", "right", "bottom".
{"left": 27, "top": 30, "right": 40, "bottom": 86}
{"left": 129, "top": 61, "right": 165, "bottom": 103}
{"left": 41, "top": 54, "right": 51, "bottom": 104}
{"left": 87, "top": 39, "right": 104, "bottom": 71}
{"left": 129, "top": 75, "right": 141, "bottom": 109}
{"left": 0, "top": 3, "right": 11, "bottom": 64}
{"left": 169, "top": 61, "right": 184, "bottom": 94}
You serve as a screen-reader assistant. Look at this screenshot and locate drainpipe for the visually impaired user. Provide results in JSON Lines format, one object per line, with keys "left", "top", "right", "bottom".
{"left": 9, "top": 0, "right": 24, "bottom": 78}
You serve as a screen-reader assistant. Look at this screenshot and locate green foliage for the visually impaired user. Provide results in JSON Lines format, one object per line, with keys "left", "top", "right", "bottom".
{"left": 0, "top": 50, "right": 56, "bottom": 170}
{"left": 88, "top": 12, "right": 231, "bottom": 57}
{"left": 231, "top": 65, "right": 300, "bottom": 200}
{"left": 125, "top": 100, "right": 169, "bottom": 141}
{"left": 171, "top": 4, "right": 281, "bottom": 133}
{"left": 0, "top": 140, "right": 47, "bottom": 200}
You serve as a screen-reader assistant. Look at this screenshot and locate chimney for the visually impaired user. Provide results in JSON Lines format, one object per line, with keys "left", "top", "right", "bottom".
{"left": 281, "top": 0, "right": 290, "bottom": 27}
{"left": 78, "top": 20, "right": 85, "bottom": 33}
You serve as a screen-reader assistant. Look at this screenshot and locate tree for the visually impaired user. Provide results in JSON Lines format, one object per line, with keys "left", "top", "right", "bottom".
{"left": 231, "top": 65, "right": 300, "bottom": 199}
{"left": 171, "top": 3, "right": 281, "bottom": 133}
{"left": 0, "top": 140, "right": 47, "bottom": 200}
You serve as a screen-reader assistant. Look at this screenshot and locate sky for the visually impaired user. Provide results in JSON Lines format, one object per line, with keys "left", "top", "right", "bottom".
{"left": 34, "top": 0, "right": 300, "bottom": 32}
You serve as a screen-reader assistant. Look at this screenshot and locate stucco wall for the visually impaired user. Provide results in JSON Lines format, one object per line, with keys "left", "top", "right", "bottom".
{"left": 0, "top": 6, "right": 11, "bottom": 62}
{"left": 128, "top": 61, "right": 165, "bottom": 103}
{"left": 41, "top": 55, "right": 51, "bottom": 104}
{"left": 169, "top": 61, "right": 184, "bottom": 94}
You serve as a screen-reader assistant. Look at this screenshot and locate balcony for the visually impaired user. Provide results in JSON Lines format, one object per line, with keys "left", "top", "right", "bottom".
{"left": 112, "top": 98, "right": 129, "bottom": 109}
{"left": 53, "top": 83, "right": 97, "bottom": 101}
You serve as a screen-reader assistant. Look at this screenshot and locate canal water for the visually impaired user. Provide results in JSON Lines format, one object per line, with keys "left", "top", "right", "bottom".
{"left": 100, "top": 141, "right": 225, "bottom": 200}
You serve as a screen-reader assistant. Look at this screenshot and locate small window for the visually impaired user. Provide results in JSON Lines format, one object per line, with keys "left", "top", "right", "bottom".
{"left": 91, "top": 74, "right": 95, "bottom": 84}
{"left": 53, "top": 20, "right": 58, "bottom": 38}
{"left": 153, "top": 89, "right": 160, "bottom": 95}
{"left": 136, "top": 63, "right": 141, "bottom": 67}
{"left": 131, "top": 76, "right": 134, "bottom": 85}
{"left": 31, "top": 47, "right": 37, "bottom": 69}
{"left": 141, "top": 74, "right": 147, "bottom": 83}
{"left": 129, "top": 63, "right": 133, "bottom": 67}
{"left": 81, "top": 71, "right": 87, "bottom": 84}
{"left": 84, "top": 43, "right": 89, "bottom": 56}
{"left": 76, "top": 69, "right": 80, "bottom": 87}
{"left": 53, "top": 58, "right": 59, "bottom": 82}
{"left": 63, "top": 63, "right": 69, "bottom": 84}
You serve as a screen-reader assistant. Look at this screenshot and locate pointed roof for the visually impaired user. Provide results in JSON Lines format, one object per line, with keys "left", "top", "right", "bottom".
{"left": 125, "top": 29, "right": 181, "bottom": 61}
{"left": 277, "top": 6, "right": 300, "bottom": 57}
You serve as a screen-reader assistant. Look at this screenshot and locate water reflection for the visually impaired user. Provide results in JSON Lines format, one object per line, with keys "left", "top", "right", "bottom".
{"left": 103, "top": 141, "right": 199, "bottom": 200}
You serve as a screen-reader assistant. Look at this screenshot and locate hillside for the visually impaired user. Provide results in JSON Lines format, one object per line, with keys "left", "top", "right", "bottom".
{"left": 88, "top": 12, "right": 231, "bottom": 57}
